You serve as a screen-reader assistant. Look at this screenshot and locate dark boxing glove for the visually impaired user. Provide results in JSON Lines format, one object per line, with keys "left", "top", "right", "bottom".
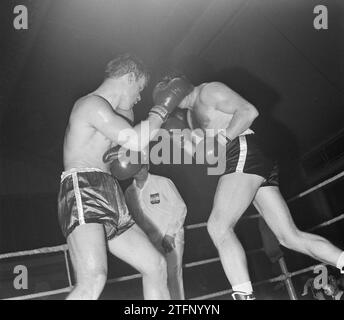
{"left": 161, "top": 108, "right": 192, "bottom": 149}
{"left": 151, "top": 76, "right": 193, "bottom": 121}
{"left": 162, "top": 108, "right": 189, "bottom": 132}
{"left": 103, "top": 145, "right": 147, "bottom": 180}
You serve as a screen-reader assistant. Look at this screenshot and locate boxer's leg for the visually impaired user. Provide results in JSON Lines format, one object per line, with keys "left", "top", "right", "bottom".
{"left": 165, "top": 238, "right": 185, "bottom": 300}
{"left": 207, "top": 172, "right": 264, "bottom": 288}
{"left": 253, "top": 186, "right": 344, "bottom": 270}
{"left": 66, "top": 223, "right": 107, "bottom": 300}
{"left": 108, "top": 224, "right": 170, "bottom": 300}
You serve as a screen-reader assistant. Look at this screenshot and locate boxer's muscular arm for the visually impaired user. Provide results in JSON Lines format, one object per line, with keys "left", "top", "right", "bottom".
{"left": 84, "top": 97, "right": 163, "bottom": 151}
{"left": 200, "top": 82, "right": 259, "bottom": 140}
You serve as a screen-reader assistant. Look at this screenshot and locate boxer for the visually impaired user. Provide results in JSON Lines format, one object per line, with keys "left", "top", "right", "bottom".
{"left": 154, "top": 71, "right": 344, "bottom": 300}
{"left": 58, "top": 54, "right": 188, "bottom": 300}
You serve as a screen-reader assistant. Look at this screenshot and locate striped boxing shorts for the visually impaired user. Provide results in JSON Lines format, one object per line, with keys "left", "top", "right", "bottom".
{"left": 58, "top": 168, "right": 135, "bottom": 240}
{"left": 224, "top": 134, "right": 279, "bottom": 187}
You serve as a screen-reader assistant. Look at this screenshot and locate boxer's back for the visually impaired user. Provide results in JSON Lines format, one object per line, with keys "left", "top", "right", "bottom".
{"left": 192, "top": 83, "right": 233, "bottom": 131}
{"left": 63, "top": 95, "right": 113, "bottom": 172}
{"left": 192, "top": 82, "right": 253, "bottom": 135}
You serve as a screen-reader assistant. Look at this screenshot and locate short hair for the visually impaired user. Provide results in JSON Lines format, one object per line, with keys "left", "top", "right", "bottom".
{"left": 105, "top": 53, "right": 150, "bottom": 84}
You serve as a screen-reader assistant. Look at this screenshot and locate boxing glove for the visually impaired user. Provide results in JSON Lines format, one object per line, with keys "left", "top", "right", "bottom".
{"left": 162, "top": 108, "right": 189, "bottom": 133}
{"left": 153, "top": 77, "right": 193, "bottom": 115}
{"left": 103, "top": 145, "right": 147, "bottom": 180}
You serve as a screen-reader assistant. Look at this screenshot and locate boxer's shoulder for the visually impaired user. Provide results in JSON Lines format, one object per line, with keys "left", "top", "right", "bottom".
{"left": 71, "top": 94, "right": 109, "bottom": 119}
{"left": 73, "top": 94, "right": 130, "bottom": 128}
{"left": 199, "top": 82, "right": 242, "bottom": 104}
{"left": 198, "top": 82, "right": 229, "bottom": 102}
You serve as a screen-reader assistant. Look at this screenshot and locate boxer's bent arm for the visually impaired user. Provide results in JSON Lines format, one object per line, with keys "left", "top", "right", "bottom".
{"left": 201, "top": 82, "right": 259, "bottom": 140}
{"left": 89, "top": 99, "right": 163, "bottom": 151}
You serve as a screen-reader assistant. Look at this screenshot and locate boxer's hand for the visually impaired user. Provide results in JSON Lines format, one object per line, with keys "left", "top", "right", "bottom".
{"left": 153, "top": 77, "right": 193, "bottom": 115}
{"left": 162, "top": 234, "right": 175, "bottom": 253}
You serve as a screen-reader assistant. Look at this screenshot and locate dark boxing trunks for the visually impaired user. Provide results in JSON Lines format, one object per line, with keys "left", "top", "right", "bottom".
{"left": 58, "top": 168, "right": 135, "bottom": 240}
{"left": 224, "top": 134, "right": 279, "bottom": 187}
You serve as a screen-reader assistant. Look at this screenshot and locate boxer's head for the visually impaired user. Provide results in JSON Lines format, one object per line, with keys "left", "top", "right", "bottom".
{"left": 105, "top": 53, "right": 150, "bottom": 110}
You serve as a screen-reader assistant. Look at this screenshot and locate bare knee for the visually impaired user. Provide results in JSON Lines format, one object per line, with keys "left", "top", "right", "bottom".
{"left": 68, "top": 263, "right": 107, "bottom": 300}
{"left": 142, "top": 253, "right": 168, "bottom": 281}
{"left": 207, "top": 210, "right": 236, "bottom": 246}
{"left": 75, "top": 263, "right": 107, "bottom": 292}
{"left": 277, "top": 229, "right": 304, "bottom": 251}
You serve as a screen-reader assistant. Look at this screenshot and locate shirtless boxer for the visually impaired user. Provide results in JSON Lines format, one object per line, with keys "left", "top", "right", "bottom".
{"left": 58, "top": 54, "right": 189, "bottom": 300}
{"left": 153, "top": 71, "right": 344, "bottom": 300}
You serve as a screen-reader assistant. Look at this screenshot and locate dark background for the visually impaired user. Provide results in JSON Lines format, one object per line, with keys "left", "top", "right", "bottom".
{"left": 0, "top": 0, "right": 343, "bottom": 299}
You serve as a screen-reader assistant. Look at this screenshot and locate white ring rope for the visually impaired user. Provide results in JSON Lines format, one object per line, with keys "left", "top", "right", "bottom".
{"left": 0, "top": 244, "right": 68, "bottom": 260}
{"left": 4, "top": 287, "right": 72, "bottom": 301}
{"left": 1, "top": 171, "right": 343, "bottom": 300}
{"left": 191, "top": 263, "right": 329, "bottom": 300}
{"left": 306, "top": 214, "right": 344, "bottom": 232}
{"left": 1, "top": 211, "right": 342, "bottom": 261}
{"left": 288, "top": 170, "right": 344, "bottom": 203}
{"left": 3, "top": 259, "right": 326, "bottom": 301}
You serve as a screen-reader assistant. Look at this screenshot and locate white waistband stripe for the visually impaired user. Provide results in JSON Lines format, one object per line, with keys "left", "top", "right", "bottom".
{"left": 71, "top": 172, "right": 85, "bottom": 225}
{"left": 236, "top": 136, "right": 247, "bottom": 172}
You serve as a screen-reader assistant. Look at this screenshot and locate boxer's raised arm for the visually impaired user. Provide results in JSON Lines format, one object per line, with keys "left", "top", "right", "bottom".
{"left": 200, "top": 82, "right": 258, "bottom": 140}
{"left": 85, "top": 97, "right": 163, "bottom": 151}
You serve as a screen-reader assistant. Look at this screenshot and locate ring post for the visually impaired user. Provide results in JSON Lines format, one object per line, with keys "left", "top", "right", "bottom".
{"left": 278, "top": 257, "right": 298, "bottom": 300}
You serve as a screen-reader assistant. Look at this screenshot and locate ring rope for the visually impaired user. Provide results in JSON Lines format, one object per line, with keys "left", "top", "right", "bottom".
{"left": 4, "top": 287, "right": 72, "bottom": 301}
{"left": 1, "top": 172, "right": 343, "bottom": 299}
{"left": 306, "top": 214, "right": 344, "bottom": 232}
{"left": 191, "top": 263, "right": 328, "bottom": 300}
{"left": 1, "top": 171, "right": 341, "bottom": 260}
{"left": 0, "top": 244, "right": 68, "bottom": 260}
{"left": 1, "top": 248, "right": 264, "bottom": 300}
{"left": 0, "top": 256, "right": 331, "bottom": 301}
{"left": 185, "top": 213, "right": 261, "bottom": 230}
{"left": 287, "top": 170, "right": 344, "bottom": 203}
{"left": 1, "top": 210, "right": 341, "bottom": 261}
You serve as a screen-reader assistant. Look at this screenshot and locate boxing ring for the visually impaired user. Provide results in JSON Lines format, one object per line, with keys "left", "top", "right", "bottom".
{"left": 1, "top": 171, "right": 343, "bottom": 300}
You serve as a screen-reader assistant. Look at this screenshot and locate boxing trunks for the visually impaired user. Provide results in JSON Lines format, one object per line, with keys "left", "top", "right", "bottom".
{"left": 224, "top": 134, "right": 279, "bottom": 187}
{"left": 58, "top": 168, "right": 135, "bottom": 240}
